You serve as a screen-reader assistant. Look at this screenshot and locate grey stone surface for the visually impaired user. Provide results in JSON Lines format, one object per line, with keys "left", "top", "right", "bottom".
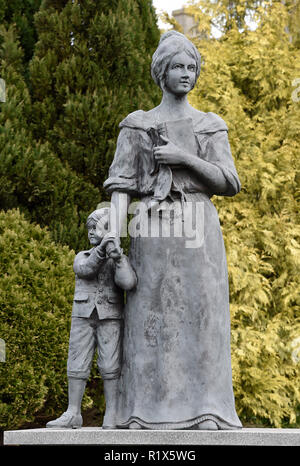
{"left": 4, "top": 428, "right": 300, "bottom": 446}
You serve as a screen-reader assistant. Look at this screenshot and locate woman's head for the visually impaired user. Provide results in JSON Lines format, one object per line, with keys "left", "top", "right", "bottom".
{"left": 151, "top": 31, "right": 201, "bottom": 91}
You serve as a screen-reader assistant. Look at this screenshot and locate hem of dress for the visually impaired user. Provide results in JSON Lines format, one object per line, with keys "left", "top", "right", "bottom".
{"left": 117, "top": 414, "right": 242, "bottom": 431}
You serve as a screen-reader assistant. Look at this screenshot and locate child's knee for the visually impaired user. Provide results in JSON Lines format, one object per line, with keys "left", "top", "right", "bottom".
{"left": 98, "top": 364, "right": 121, "bottom": 380}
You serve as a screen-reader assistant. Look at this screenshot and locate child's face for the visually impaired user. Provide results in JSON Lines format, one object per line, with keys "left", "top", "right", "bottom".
{"left": 87, "top": 220, "right": 103, "bottom": 246}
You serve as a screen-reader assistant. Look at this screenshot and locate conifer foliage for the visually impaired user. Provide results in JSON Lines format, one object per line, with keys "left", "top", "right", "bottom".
{"left": 0, "top": 0, "right": 42, "bottom": 64}
{"left": 0, "top": 1, "right": 160, "bottom": 251}
{"left": 0, "top": 209, "right": 75, "bottom": 429}
{"left": 29, "top": 0, "right": 160, "bottom": 190}
{"left": 0, "top": 24, "right": 99, "bottom": 251}
{"left": 186, "top": 0, "right": 300, "bottom": 426}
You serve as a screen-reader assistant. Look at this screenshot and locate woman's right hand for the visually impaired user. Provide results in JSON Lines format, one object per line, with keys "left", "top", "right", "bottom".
{"left": 153, "top": 135, "right": 187, "bottom": 166}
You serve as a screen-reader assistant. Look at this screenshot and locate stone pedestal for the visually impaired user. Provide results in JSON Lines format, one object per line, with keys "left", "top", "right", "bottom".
{"left": 3, "top": 428, "right": 300, "bottom": 446}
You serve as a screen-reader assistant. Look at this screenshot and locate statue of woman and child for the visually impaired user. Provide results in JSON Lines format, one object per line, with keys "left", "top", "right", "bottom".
{"left": 47, "top": 31, "right": 242, "bottom": 431}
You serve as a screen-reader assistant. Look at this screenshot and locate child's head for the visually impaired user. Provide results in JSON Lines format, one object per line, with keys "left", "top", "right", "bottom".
{"left": 86, "top": 208, "right": 110, "bottom": 246}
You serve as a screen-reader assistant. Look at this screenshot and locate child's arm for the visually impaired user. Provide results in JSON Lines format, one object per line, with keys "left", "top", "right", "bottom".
{"left": 73, "top": 247, "right": 105, "bottom": 279}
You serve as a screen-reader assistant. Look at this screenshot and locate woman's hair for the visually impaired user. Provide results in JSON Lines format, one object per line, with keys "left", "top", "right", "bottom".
{"left": 151, "top": 31, "right": 201, "bottom": 90}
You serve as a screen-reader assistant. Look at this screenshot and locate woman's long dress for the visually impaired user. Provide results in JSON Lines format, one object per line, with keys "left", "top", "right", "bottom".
{"left": 104, "top": 109, "right": 242, "bottom": 429}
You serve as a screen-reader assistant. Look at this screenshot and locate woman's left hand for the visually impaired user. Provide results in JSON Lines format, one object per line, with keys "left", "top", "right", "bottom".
{"left": 153, "top": 135, "right": 187, "bottom": 165}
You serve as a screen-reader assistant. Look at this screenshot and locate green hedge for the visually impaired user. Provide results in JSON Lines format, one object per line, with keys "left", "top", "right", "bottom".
{"left": 0, "top": 209, "right": 104, "bottom": 429}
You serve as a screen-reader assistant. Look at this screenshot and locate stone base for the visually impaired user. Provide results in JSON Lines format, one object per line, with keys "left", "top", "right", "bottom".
{"left": 3, "top": 427, "right": 300, "bottom": 446}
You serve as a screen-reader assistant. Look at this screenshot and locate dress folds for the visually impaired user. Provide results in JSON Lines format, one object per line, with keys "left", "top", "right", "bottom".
{"left": 104, "top": 109, "right": 242, "bottom": 430}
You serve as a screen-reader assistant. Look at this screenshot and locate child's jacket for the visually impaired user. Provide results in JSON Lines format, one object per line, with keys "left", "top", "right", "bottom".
{"left": 72, "top": 247, "right": 137, "bottom": 320}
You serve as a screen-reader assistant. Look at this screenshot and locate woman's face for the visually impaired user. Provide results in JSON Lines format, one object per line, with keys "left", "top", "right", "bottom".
{"left": 164, "top": 51, "right": 197, "bottom": 96}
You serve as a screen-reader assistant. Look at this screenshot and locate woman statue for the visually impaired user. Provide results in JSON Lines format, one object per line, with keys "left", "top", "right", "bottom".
{"left": 103, "top": 31, "right": 242, "bottom": 430}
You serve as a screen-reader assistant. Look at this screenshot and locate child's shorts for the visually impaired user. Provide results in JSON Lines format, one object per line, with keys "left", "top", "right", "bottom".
{"left": 67, "top": 309, "right": 123, "bottom": 380}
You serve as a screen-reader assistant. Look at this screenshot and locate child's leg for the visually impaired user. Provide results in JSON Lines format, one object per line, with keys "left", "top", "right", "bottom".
{"left": 102, "top": 378, "right": 119, "bottom": 428}
{"left": 67, "top": 376, "right": 87, "bottom": 415}
{"left": 46, "top": 314, "right": 96, "bottom": 428}
{"left": 97, "top": 318, "right": 123, "bottom": 428}
{"left": 46, "top": 377, "right": 87, "bottom": 428}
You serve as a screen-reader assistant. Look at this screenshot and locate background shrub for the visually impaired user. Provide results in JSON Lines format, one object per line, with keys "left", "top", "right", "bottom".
{"left": 0, "top": 209, "right": 104, "bottom": 429}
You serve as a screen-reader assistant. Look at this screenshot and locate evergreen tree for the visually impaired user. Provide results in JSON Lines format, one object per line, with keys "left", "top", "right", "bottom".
{"left": 184, "top": 0, "right": 300, "bottom": 426}
{"left": 0, "top": 0, "right": 42, "bottom": 65}
{"left": 189, "top": 0, "right": 300, "bottom": 45}
{"left": 0, "top": 209, "right": 74, "bottom": 429}
{"left": 0, "top": 0, "right": 160, "bottom": 249}
{"left": 29, "top": 0, "right": 161, "bottom": 194}
{"left": 0, "top": 24, "right": 99, "bottom": 251}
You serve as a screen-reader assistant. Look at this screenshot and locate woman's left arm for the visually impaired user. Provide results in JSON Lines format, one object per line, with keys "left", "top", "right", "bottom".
{"left": 154, "top": 135, "right": 228, "bottom": 194}
{"left": 183, "top": 154, "right": 227, "bottom": 194}
{"left": 154, "top": 132, "right": 241, "bottom": 196}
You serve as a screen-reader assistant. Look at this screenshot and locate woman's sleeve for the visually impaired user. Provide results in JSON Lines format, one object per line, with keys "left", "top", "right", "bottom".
{"left": 197, "top": 130, "right": 241, "bottom": 197}
{"left": 103, "top": 126, "right": 139, "bottom": 195}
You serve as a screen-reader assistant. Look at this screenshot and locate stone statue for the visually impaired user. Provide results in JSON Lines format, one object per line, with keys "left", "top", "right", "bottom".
{"left": 103, "top": 31, "right": 242, "bottom": 430}
{"left": 46, "top": 208, "right": 137, "bottom": 429}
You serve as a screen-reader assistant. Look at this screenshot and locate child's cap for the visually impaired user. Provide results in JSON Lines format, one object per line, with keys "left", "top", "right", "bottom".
{"left": 86, "top": 208, "right": 110, "bottom": 227}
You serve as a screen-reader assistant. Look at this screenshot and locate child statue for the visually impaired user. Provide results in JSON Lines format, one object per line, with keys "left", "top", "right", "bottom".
{"left": 46, "top": 208, "right": 137, "bottom": 429}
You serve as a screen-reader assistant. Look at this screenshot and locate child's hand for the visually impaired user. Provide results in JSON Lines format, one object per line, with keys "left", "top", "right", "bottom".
{"left": 107, "top": 242, "right": 122, "bottom": 261}
{"left": 97, "top": 232, "right": 118, "bottom": 256}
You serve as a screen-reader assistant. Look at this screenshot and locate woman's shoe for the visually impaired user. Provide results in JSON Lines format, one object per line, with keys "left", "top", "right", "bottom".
{"left": 129, "top": 421, "right": 142, "bottom": 429}
{"left": 102, "top": 424, "right": 117, "bottom": 430}
{"left": 196, "top": 420, "right": 218, "bottom": 430}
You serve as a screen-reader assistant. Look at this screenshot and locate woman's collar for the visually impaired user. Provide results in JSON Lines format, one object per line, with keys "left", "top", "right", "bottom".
{"left": 119, "top": 109, "right": 228, "bottom": 133}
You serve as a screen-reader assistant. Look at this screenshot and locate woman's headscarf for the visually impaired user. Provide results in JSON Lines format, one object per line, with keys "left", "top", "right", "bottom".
{"left": 151, "top": 31, "right": 201, "bottom": 90}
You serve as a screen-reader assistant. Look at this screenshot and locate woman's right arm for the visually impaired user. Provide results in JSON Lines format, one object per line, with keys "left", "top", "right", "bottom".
{"left": 104, "top": 125, "right": 139, "bottom": 238}
{"left": 110, "top": 191, "right": 131, "bottom": 240}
